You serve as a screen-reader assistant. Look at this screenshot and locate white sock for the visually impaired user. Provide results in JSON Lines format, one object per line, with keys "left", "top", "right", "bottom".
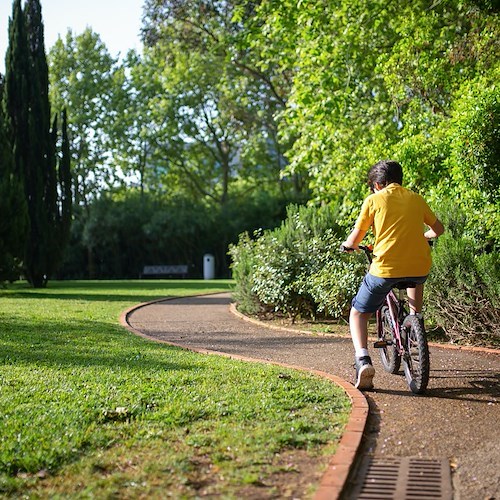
{"left": 356, "top": 348, "right": 370, "bottom": 358}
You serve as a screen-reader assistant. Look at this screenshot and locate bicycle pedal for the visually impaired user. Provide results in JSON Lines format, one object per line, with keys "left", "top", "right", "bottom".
{"left": 373, "top": 340, "right": 392, "bottom": 348}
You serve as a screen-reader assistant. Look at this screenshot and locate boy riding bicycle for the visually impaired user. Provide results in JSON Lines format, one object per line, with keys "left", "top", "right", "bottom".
{"left": 341, "top": 160, "right": 444, "bottom": 390}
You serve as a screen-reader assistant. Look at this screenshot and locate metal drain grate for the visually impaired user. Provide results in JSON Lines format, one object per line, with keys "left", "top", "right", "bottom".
{"left": 356, "top": 457, "right": 453, "bottom": 499}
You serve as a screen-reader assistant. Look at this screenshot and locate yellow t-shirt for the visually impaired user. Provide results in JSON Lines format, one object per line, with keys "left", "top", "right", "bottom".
{"left": 355, "top": 183, "right": 437, "bottom": 278}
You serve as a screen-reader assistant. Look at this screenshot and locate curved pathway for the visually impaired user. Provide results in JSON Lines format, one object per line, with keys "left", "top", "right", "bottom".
{"left": 125, "top": 293, "right": 500, "bottom": 499}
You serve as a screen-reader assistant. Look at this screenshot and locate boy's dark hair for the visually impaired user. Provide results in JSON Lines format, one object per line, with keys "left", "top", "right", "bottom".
{"left": 368, "top": 160, "right": 403, "bottom": 192}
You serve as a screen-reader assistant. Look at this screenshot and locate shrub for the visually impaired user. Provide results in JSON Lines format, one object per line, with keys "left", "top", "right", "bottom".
{"left": 229, "top": 204, "right": 366, "bottom": 320}
{"left": 61, "top": 188, "right": 294, "bottom": 279}
{"left": 442, "top": 78, "right": 500, "bottom": 245}
{"left": 307, "top": 239, "right": 366, "bottom": 318}
{"left": 228, "top": 231, "right": 262, "bottom": 315}
{"left": 232, "top": 200, "right": 500, "bottom": 346}
{"left": 425, "top": 231, "right": 500, "bottom": 344}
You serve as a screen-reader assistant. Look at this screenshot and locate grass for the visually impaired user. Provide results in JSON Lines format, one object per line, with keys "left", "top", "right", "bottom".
{"left": 0, "top": 280, "right": 351, "bottom": 498}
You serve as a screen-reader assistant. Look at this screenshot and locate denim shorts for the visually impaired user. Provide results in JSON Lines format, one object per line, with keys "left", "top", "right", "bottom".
{"left": 352, "top": 273, "right": 428, "bottom": 313}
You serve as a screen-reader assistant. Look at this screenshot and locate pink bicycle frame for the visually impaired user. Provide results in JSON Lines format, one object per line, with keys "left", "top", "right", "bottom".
{"left": 377, "top": 288, "right": 405, "bottom": 355}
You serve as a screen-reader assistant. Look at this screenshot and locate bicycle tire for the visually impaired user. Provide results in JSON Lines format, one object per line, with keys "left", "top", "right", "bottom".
{"left": 378, "top": 306, "right": 401, "bottom": 374}
{"left": 402, "top": 315, "right": 430, "bottom": 394}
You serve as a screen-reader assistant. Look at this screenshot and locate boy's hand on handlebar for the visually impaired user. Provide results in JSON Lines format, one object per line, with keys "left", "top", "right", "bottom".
{"left": 340, "top": 243, "right": 373, "bottom": 254}
{"left": 341, "top": 228, "right": 367, "bottom": 254}
{"left": 340, "top": 243, "right": 358, "bottom": 253}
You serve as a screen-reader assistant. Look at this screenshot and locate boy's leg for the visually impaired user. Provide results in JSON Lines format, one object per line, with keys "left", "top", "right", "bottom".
{"left": 349, "top": 307, "right": 375, "bottom": 390}
{"left": 407, "top": 283, "right": 424, "bottom": 314}
{"left": 349, "top": 307, "right": 372, "bottom": 353}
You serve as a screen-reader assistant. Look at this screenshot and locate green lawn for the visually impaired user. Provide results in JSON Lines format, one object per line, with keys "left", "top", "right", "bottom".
{"left": 0, "top": 280, "right": 350, "bottom": 498}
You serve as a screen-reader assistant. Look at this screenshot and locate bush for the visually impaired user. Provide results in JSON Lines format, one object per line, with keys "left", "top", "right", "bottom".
{"left": 307, "top": 240, "right": 367, "bottom": 318}
{"left": 442, "top": 78, "right": 500, "bottom": 245}
{"left": 232, "top": 200, "right": 500, "bottom": 346}
{"left": 229, "top": 204, "right": 366, "bottom": 320}
{"left": 425, "top": 231, "right": 500, "bottom": 344}
{"left": 228, "top": 231, "right": 262, "bottom": 315}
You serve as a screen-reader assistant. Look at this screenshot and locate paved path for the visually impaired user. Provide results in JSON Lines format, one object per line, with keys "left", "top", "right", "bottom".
{"left": 126, "top": 293, "right": 500, "bottom": 499}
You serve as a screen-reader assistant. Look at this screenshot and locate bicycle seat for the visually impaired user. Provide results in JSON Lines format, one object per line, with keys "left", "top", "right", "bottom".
{"left": 393, "top": 280, "right": 417, "bottom": 290}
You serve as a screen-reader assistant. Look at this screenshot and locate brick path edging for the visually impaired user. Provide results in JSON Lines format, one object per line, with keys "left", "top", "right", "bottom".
{"left": 119, "top": 295, "right": 370, "bottom": 500}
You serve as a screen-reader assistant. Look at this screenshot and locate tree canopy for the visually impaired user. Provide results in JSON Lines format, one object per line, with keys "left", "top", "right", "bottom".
{"left": 2, "top": 0, "right": 498, "bottom": 281}
{"left": 140, "top": 0, "right": 498, "bottom": 241}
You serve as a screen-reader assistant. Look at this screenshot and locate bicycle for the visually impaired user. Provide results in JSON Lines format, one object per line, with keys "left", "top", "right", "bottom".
{"left": 341, "top": 244, "right": 430, "bottom": 394}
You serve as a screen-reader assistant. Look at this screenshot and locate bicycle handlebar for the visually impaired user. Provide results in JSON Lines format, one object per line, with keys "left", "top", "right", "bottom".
{"left": 339, "top": 244, "right": 372, "bottom": 253}
{"left": 340, "top": 244, "right": 373, "bottom": 262}
{"left": 340, "top": 240, "right": 434, "bottom": 263}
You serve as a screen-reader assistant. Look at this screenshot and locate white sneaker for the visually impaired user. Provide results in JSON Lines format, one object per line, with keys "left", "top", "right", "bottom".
{"left": 355, "top": 356, "right": 375, "bottom": 390}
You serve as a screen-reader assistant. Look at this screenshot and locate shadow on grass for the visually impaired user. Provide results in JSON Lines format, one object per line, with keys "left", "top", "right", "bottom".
{"left": 0, "top": 317, "right": 194, "bottom": 372}
{"left": 3, "top": 292, "right": 232, "bottom": 303}
{"left": 2, "top": 280, "right": 233, "bottom": 303}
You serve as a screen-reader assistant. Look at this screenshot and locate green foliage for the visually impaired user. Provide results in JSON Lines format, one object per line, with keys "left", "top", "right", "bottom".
{"left": 59, "top": 188, "right": 292, "bottom": 279}
{"left": 450, "top": 83, "right": 499, "bottom": 203}
{"left": 230, "top": 204, "right": 365, "bottom": 319}
{"left": 306, "top": 244, "right": 367, "bottom": 319}
{"left": 4, "top": 0, "right": 72, "bottom": 287}
{"left": 0, "top": 281, "right": 349, "bottom": 496}
{"left": 0, "top": 76, "right": 27, "bottom": 282}
{"left": 139, "top": 2, "right": 293, "bottom": 205}
{"left": 106, "top": 50, "right": 162, "bottom": 194}
{"left": 46, "top": 16, "right": 302, "bottom": 279}
{"left": 226, "top": 0, "right": 499, "bottom": 342}
{"left": 426, "top": 231, "right": 500, "bottom": 343}
{"left": 231, "top": 199, "right": 500, "bottom": 343}
{"left": 423, "top": 201, "right": 499, "bottom": 343}
{"left": 228, "top": 232, "right": 262, "bottom": 314}
{"left": 249, "top": 1, "right": 499, "bottom": 218}
{"left": 48, "top": 28, "right": 120, "bottom": 206}
{"left": 39, "top": 0, "right": 500, "bottom": 341}
{"left": 443, "top": 77, "right": 500, "bottom": 243}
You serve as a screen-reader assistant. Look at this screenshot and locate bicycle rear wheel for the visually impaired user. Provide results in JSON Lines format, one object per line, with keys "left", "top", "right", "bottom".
{"left": 402, "top": 315, "right": 430, "bottom": 394}
{"left": 378, "top": 306, "right": 401, "bottom": 374}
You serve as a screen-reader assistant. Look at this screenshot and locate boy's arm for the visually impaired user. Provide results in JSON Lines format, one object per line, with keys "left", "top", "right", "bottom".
{"left": 342, "top": 228, "right": 367, "bottom": 250}
{"left": 424, "top": 218, "right": 445, "bottom": 239}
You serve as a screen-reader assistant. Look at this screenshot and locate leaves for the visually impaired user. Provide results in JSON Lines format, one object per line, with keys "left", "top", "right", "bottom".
{"left": 138, "top": 1, "right": 292, "bottom": 205}
{"left": 247, "top": 0, "right": 499, "bottom": 214}
{"left": 48, "top": 28, "right": 120, "bottom": 206}
{"left": 230, "top": 203, "right": 365, "bottom": 320}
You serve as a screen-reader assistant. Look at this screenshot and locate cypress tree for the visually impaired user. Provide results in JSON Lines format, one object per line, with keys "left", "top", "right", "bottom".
{"left": 0, "top": 75, "right": 28, "bottom": 282}
{"left": 46, "top": 110, "right": 72, "bottom": 271}
{"left": 5, "top": 0, "right": 72, "bottom": 287}
{"left": 4, "top": 0, "right": 29, "bottom": 179}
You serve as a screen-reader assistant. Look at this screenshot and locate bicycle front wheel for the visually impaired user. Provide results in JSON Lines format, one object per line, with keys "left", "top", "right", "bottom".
{"left": 379, "top": 306, "right": 401, "bottom": 374}
{"left": 402, "top": 315, "right": 430, "bottom": 394}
